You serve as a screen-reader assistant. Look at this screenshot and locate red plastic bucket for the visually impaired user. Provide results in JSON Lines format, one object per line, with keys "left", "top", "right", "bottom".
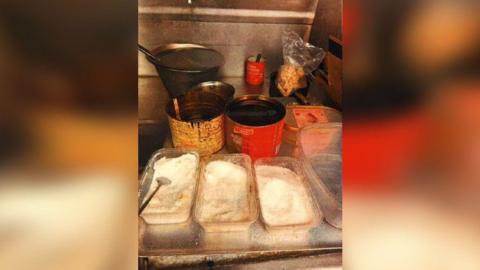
{"left": 225, "top": 95, "right": 286, "bottom": 160}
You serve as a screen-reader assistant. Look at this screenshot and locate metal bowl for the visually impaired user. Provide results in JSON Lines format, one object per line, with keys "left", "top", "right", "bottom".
{"left": 190, "top": 81, "right": 235, "bottom": 102}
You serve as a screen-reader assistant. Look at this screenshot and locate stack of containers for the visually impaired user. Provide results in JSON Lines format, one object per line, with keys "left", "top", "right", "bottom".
{"left": 283, "top": 105, "right": 342, "bottom": 146}
{"left": 297, "top": 123, "right": 342, "bottom": 229}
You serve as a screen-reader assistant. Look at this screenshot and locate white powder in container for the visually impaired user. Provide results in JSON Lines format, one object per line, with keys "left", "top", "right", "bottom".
{"left": 255, "top": 165, "right": 313, "bottom": 227}
{"left": 198, "top": 160, "right": 249, "bottom": 222}
{"left": 141, "top": 153, "right": 198, "bottom": 223}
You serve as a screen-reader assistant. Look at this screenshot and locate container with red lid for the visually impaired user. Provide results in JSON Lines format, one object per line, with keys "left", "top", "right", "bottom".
{"left": 284, "top": 105, "right": 342, "bottom": 145}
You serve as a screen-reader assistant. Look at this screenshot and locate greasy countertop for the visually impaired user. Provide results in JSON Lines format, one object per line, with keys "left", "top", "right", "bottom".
{"left": 141, "top": 251, "right": 341, "bottom": 269}
{"left": 138, "top": 76, "right": 341, "bottom": 269}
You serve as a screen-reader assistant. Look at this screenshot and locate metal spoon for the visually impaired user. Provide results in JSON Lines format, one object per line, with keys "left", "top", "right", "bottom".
{"left": 138, "top": 177, "right": 172, "bottom": 215}
{"left": 138, "top": 166, "right": 154, "bottom": 207}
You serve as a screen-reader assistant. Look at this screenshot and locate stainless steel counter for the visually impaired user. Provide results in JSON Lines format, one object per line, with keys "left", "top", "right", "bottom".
{"left": 140, "top": 250, "right": 341, "bottom": 269}
{"left": 138, "top": 1, "right": 342, "bottom": 267}
{"left": 138, "top": 75, "right": 342, "bottom": 269}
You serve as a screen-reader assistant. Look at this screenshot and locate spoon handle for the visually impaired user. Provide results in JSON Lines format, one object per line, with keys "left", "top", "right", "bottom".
{"left": 138, "top": 183, "right": 161, "bottom": 215}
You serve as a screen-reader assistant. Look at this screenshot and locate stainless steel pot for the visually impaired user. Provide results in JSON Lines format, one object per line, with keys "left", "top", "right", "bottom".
{"left": 148, "top": 44, "right": 224, "bottom": 98}
{"left": 190, "top": 81, "right": 235, "bottom": 103}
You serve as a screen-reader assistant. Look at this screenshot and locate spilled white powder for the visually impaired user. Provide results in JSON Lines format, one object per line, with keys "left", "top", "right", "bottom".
{"left": 255, "top": 165, "right": 313, "bottom": 226}
{"left": 142, "top": 153, "right": 198, "bottom": 222}
{"left": 199, "top": 160, "right": 249, "bottom": 222}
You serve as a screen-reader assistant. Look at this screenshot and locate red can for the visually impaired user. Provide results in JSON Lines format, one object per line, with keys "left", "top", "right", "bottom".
{"left": 225, "top": 95, "right": 286, "bottom": 160}
{"left": 245, "top": 56, "right": 265, "bottom": 86}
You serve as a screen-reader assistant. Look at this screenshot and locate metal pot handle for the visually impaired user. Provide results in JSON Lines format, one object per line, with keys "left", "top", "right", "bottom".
{"left": 138, "top": 44, "right": 159, "bottom": 65}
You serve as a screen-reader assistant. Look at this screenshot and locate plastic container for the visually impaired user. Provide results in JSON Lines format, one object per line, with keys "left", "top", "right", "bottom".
{"left": 139, "top": 148, "right": 200, "bottom": 225}
{"left": 254, "top": 157, "right": 322, "bottom": 233}
{"left": 297, "top": 123, "right": 342, "bottom": 228}
{"left": 309, "top": 154, "right": 342, "bottom": 204}
{"left": 297, "top": 123, "right": 342, "bottom": 157}
{"left": 283, "top": 105, "right": 341, "bottom": 145}
{"left": 303, "top": 155, "right": 342, "bottom": 229}
{"left": 194, "top": 154, "right": 258, "bottom": 232}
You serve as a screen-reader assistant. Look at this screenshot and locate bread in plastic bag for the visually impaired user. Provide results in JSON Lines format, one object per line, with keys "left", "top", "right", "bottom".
{"left": 277, "top": 31, "right": 326, "bottom": 96}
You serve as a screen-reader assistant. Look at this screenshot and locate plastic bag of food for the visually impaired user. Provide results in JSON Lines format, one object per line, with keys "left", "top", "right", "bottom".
{"left": 277, "top": 31, "right": 326, "bottom": 96}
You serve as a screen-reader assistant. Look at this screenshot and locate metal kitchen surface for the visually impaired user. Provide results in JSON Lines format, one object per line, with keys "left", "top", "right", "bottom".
{"left": 139, "top": 120, "right": 341, "bottom": 262}
{"left": 137, "top": 1, "right": 342, "bottom": 267}
{"left": 139, "top": 218, "right": 341, "bottom": 255}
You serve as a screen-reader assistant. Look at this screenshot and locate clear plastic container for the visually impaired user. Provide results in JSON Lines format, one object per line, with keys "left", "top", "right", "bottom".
{"left": 139, "top": 148, "right": 200, "bottom": 225}
{"left": 254, "top": 157, "right": 322, "bottom": 233}
{"left": 309, "top": 154, "right": 342, "bottom": 204}
{"left": 194, "top": 154, "right": 258, "bottom": 232}
{"left": 303, "top": 154, "right": 342, "bottom": 229}
{"left": 283, "top": 105, "right": 342, "bottom": 145}
{"left": 297, "top": 123, "right": 342, "bottom": 157}
{"left": 297, "top": 123, "right": 342, "bottom": 229}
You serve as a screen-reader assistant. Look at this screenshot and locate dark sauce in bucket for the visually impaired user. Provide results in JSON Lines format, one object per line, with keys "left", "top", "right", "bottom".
{"left": 165, "top": 90, "right": 226, "bottom": 156}
{"left": 166, "top": 91, "right": 225, "bottom": 122}
{"left": 226, "top": 97, "right": 286, "bottom": 126}
{"left": 180, "top": 107, "right": 220, "bottom": 123}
